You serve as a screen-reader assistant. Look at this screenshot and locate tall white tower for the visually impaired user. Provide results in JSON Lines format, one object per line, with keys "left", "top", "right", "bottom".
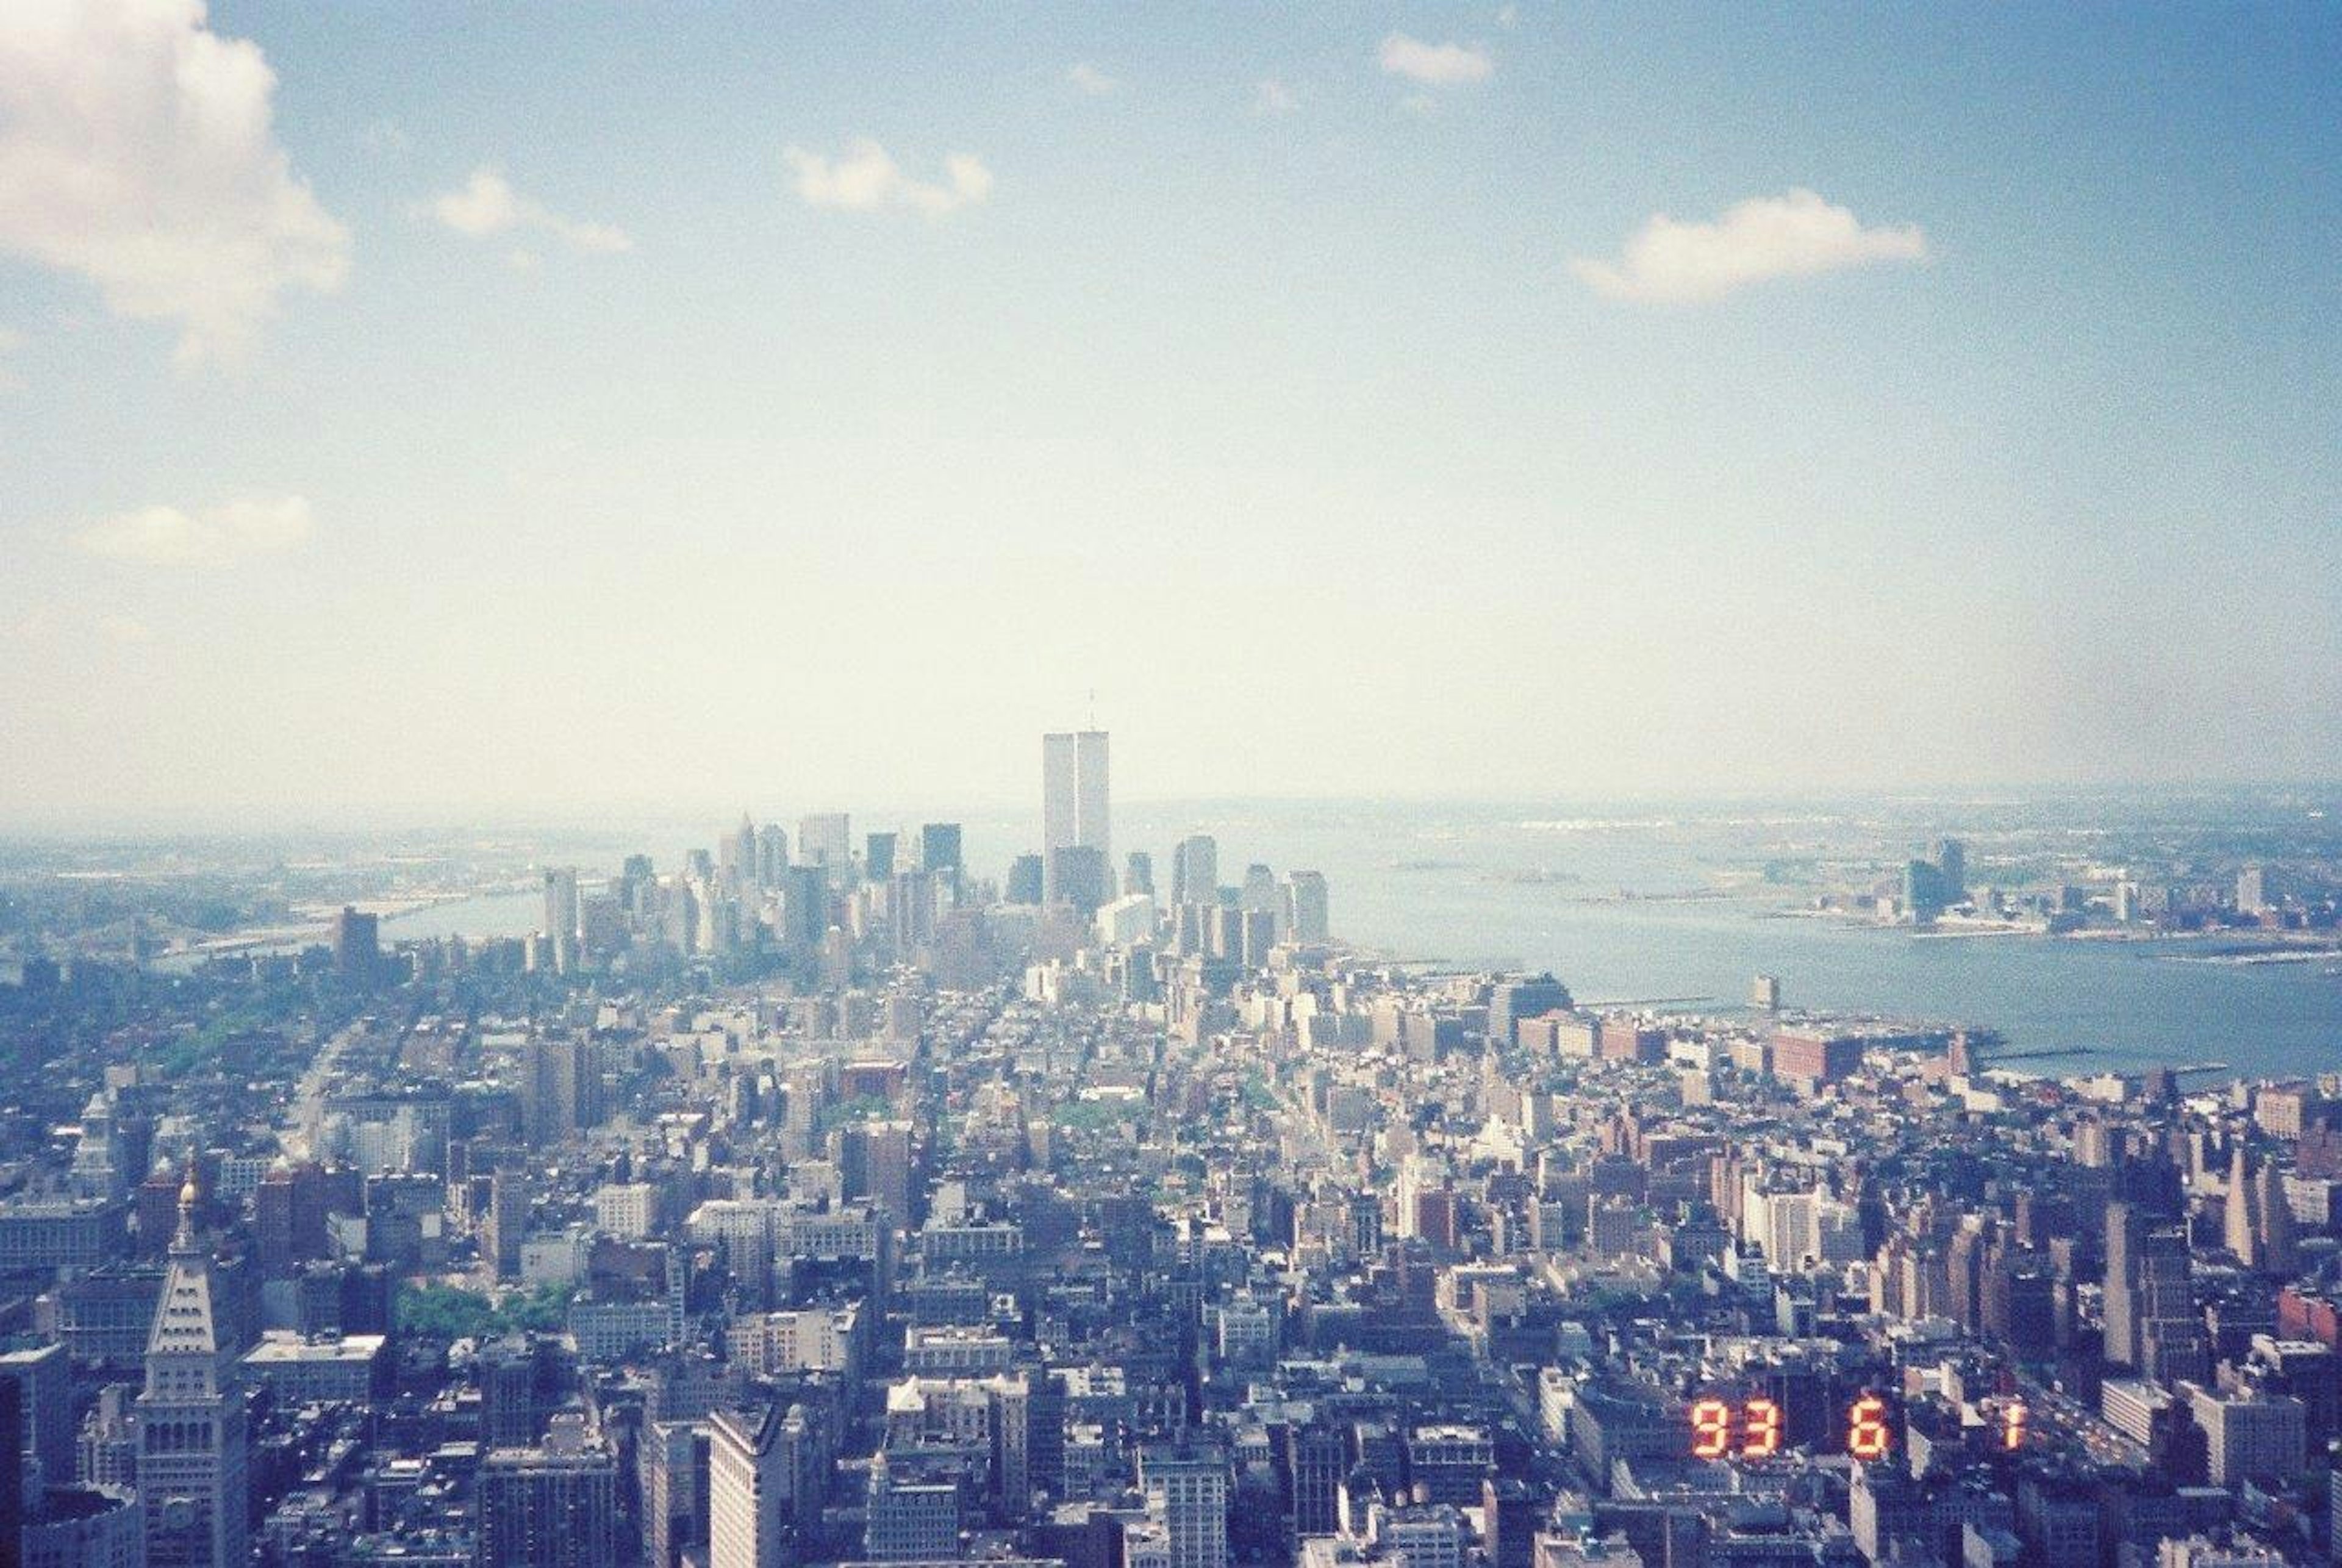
{"left": 707, "top": 1403, "right": 792, "bottom": 1568}
{"left": 138, "top": 1176, "right": 249, "bottom": 1568}
{"left": 1042, "top": 729, "right": 1109, "bottom": 902}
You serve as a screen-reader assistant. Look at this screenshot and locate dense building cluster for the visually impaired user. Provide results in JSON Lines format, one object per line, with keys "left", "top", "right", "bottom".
{"left": 0, "top": 738, "right": 2338, "bottom": 1568}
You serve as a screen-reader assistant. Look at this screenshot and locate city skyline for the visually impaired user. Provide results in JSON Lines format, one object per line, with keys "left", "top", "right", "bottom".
{"left": 3, "top": 4, "right": 2340, "bottom": 822}
{"left": 4, "top": 7, "right": 2342, "bottom": 1557}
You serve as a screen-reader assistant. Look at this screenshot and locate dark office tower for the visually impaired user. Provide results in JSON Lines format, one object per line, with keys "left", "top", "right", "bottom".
{"left": 135, "top": 1167, "right": 182, "bottom": 1258}
{"left": 1239, "top": 864, "right": 1278, "bottom": 914}
{"left": 0, "top": 1373, "right": 18, "bottom": 1553}
{"left": 479, "top": 1337, "right": 570, "bottom": 1448}
{"left": 1933, "top": 838, "right": 1967, "bottom": 898}
{"left": 0, "top": 1338, "right": 70, "bottom": 1489}
{"left": 1904, "top": 859, "right": 1950, "bottom": 922}
{"left": 477, "top": 1414, "right": 619, "bottom": 1568}
{"left": 753, "top": 826, "right": 789, "bottom": 890}
{"left": 1484, "top": 1477, "right": 1539, "bottom": 1568}
{"left": 1171, "top": 835, "right": 1219, "bottom": 908}
{"left": 338, "top": 1262, "right": 395, "bottom": 1335}
{"left": 1987, "top": 1262, "right": 2058, "bottom": 1358}
{"left": 521, "top": 1038, "right": 602, "bottom": 1146}
{"left": 1124, "top": 851, "right": 1155, "bottom": 897}
{"left": 838, "top": 1120, "right": 915, "bottom": 1225}
{"left": 1287, "top": 1422, "right": 1344, "bottom": 1539}
{"left": 2103, "top": 1201, "right": 2141, "bottom": 1370}
{"left": 1209, "top": 905, "right": 1244, "bottom": 962}
{"left": 1283, "top": 870, "right": 1330, "bottom": 943}
{"left": 330, "top": 906, "right": 379, "bottom": 978}
{"left": 865, "top": 832, "right": 899, "bottom": 882}
{"left": 1042, "top": 728, "right": 1110, "bottom": 903}
{"left": 779, "top": 866, "right": 828, "bottom": 952}
{"left": 560, "top": 1039, "right": 603, "bottom": 1133}
{"left": 2105, "top": 1200, "right": 2193, "bottom": 1373}
{"left": 486, "top": 1169, "right": 528, "bottom": 1281}
{"left": 727, "top": 815, "right": 759, "bottom": 889}
{"left": 1239, "top": 909, "right": 1278, "bottom": 968}
{"left": 641, "top": 1420, "right": 707, "bottom": 1568}
{"left": 1050, "top": 845, "right": 1110, "bottom": 914}
{"left": 1172, "top": 901, "right": 1205, "bottom": 956}
{"left": 620, "top": 854, "right": 657, "bottom": 920}
{"left": 1006, "top": 854, "right": 1045, "bottom": 906}
{"left": 919, "top": 823, "right": 963, "bottom": 881}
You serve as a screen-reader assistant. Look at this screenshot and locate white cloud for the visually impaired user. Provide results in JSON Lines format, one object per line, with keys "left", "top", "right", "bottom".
{"left": 1496, "top": 5, "right": 1520, "bottom": 27}
{"left": 95, "top": 614, "right": 154, "bottom": 643}
{"left": 423, "top": 168, "right": 632, "bottom": 253}
{"left": 0, "top": 0, "right": 349, "bottom": 368}
{"left": 784, "top": 140, "right": 994, "bottom": 217}
{"left": 1255, "top": 78, "right": 1298, "bottom": 115}
{"left": 1066, "top": 62, "right": 1118, "bottom": 96}
{"left": 74, "top": 495, "right": 314, "bottom": 567}
{"left": 1379, "top": 33, "right": 1493, "bottom": 86}
{"left": 1573, "top": 188, "right": 1928, "bottom": 303}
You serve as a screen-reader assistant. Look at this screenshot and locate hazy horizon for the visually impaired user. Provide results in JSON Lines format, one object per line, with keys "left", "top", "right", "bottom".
{"left": 5, "top": 4, "right": 2338, "bottom": 821}
{"left": 3, "top": 776, "right": 2336, "bottom": 844}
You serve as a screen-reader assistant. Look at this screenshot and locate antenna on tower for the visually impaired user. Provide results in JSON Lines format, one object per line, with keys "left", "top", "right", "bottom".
{"left": 1087, "top": 688, "right": 1097, "bottom": 728}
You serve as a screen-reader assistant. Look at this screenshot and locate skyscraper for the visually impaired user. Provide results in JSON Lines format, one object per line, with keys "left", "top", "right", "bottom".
{"left": 521, "top": 1037, "right": 601, "bottom": 1147}
{"left": 329, "top": 906, "right": 379, "bottom": 978}
{"left": 919, "top": 824, "right": 963, "bottom": 883}
{"left": 1932, "top": 837, "right": 1968, "bottom": 899}
{"left": 543, "top": 868, "right": 580, "bottom": 940}
{"left": 721, "top": 816, "right": 758, "bottom": 889}
{"left": 753, "top": 826, "right": 789, "bottom": 889}
{"left": 708, "top": 1403, "right": 793, "bottom": 1568}
{"left": 543, "top": 869, "right": 581, "bottom": 973}
{"left": 1049, "top": 846, "right": 1110, "bottom": 915}
{"left": 1137, "top": 1444, "right": 1228, "bottom": 1568}
{"left": 797, "top": 815, "right": 853, "bottom": 880}
{"left": 1283, "top": 870, "right": 1329, "bottom": 942}
{"left": 138, "top": 1178, "right": 249, "bottom": 1568}
{"left": 478, "top": 1412, "right": 620, "bottom": 1568}
{"left": 1171, "top": 835, "right": 1218, "bottom": 909}
{"left": 2104, "top": 1199, "right": 2193, "bottom": 1373}
{"left": 486, "top": 1167, "right": 528, "bottom": 1281}
{"left": 640, "top": 1420, "right": 706, "bottom": 1568}
{"left": 1042, "top": 729, "right": 1109, "bottom": 904}
{"left": 1239, "top": 864, "right": 1278, "bottom": 915}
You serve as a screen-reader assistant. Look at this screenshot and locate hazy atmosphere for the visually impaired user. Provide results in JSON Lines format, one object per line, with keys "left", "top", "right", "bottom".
{"left": 4, "top": 3, "right": 2338, "bottom": 823}
{"left": 9, "top": 10, "right": 2342, "bottom": 1563}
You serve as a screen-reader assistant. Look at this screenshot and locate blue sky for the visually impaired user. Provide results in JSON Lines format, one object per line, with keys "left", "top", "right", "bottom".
{"left": 1, "top": 2, "right": 2337, "bottom": 825}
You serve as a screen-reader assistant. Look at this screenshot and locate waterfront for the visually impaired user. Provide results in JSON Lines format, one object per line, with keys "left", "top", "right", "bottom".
{"left": 1111, "top": 801, "right": 2342, "bottom": 1080}
{"left": 396, "top": 798, "right": 2342, "bottom": 1082}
